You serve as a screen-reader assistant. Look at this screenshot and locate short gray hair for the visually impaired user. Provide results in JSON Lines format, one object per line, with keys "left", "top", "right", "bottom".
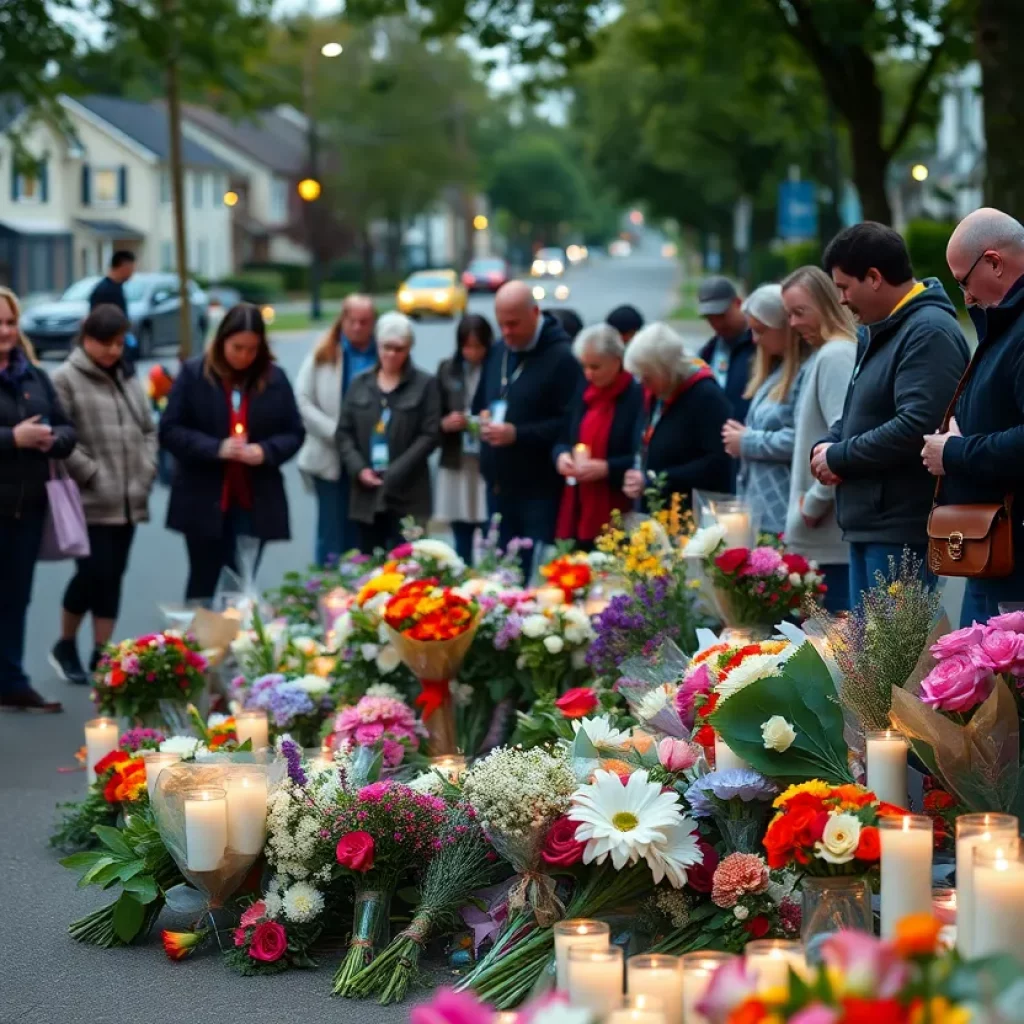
{"left": 376, "top": 311, "right": 415, "bottom": 347}
{"left": 573, "top": 323, "right": 624, "bottom": 362}
{"left": 624, "top": 322, "right": 687, "bottom": 385}
{"left": 742, "top": 284, "right": 787, "bottom": 329}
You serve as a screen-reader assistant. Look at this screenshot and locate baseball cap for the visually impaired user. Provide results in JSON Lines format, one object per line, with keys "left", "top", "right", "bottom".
{"left": 697, "top": 276, "right": 740, "bottom": 316}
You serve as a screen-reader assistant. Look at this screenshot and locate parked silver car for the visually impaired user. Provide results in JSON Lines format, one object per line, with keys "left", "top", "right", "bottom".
{"left": 20, "top": 272, "right": 209, "bottom": 358}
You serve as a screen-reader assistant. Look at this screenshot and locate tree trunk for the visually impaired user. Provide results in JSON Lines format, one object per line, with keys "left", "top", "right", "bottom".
{"left": 977, "top": 0, "right": 1024, "bottom": 214}
{"left": 847, "top": 117, "right": 893, "bottom": 225}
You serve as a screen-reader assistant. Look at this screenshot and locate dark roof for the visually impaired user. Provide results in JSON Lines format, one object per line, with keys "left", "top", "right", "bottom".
{"left": 76, "top": 219, "right": 145, "bottom": 239}
{"left": 73, "top": 95, "right": 228, "bottom": 169}
{"left": 181, "top": 104, "right": 306, "bottom": 176}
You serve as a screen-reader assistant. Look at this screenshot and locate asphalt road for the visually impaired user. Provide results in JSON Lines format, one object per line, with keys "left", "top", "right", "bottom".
{"left": 0, "top": 240, "right": 683, "bottom": 1024}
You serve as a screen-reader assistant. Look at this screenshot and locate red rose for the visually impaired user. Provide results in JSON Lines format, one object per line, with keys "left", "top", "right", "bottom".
{"left": 923, "top": 790, "right": 955, "bottom": 811}
{"left": 855, "top": 825, "right": 881, "bottom": 862}
{"left": 782, "top": 553, "right": 810, "bottom": 575}
{"left": 248, "top": 920, "right": 287, "bottom": 962}
{"left": 687, "top": 839, "right": 720, "bottom": 893}
{"left": 554, "top": 687, "right": 599, "bottom": 719}
{"left": 540, "top": 816, "right": 586, "bottom": 867}
{"left": 714, "top": 547, "right": 750, "bottom": 575}
{"left": 742, "top": 914, "right": 771, "bottom": 939}
{"left": 336, "top": 830, "right": 376, "bottom": 872}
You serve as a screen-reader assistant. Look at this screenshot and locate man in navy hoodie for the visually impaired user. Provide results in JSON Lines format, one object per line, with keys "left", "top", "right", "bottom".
{"left": 923, "top": 208, "right": 1024, "bottom": 625}
{"left": 475, "top": 281, "right": 582, "bottom": 579}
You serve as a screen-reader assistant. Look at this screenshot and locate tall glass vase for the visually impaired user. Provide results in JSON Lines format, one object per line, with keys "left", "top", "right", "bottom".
{"left": 801, "top": 876, "right": 872, "bottom": 964}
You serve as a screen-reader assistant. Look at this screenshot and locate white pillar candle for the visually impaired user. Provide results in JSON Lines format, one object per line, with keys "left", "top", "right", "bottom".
{"left": 628, "top": 955, "right": 683, "bottom": 1024}
{"left": 429, "top": 755, "right": 467, "bottom": 784}
{"left": 681, "top": 952, "right": 735, "bottom": 1024}
{"left": 142, "top": 751, "right": 181, "bottom": 799}
{"left": 608, "top": 1010, "right": 665, "bottom": 1024}
{"left": 184, "top": 787, "right": 228, "bottom": 872}
{"left": 744, "top": 941, "right": 805, "bottom": 995}
{"left": 879, "top": 814, "right": 934, "bottom": 938}
{"left": 554, "top": 919, "right": 610, "bottom": 991}
{"left": 865, "top": 731, "right": 909, "bottom": 808}
{"left": 715, "top": 509, "right": 752, "bottom": 549}
{"left": 714, "top": 735, "right": 750, "bottom": 773}
{"left": 567, "top": 945, "right": 623, "bottom": 1018}
{"left": 955, "top": 813, "right": 1017, "bottom": 959}
{"left": 84, "top": 717, "right": 120, "bottom": 784}
{"left": 973, "top": 840, "right": 1024, "bottom": 959}
{"left": 235, "top": 709, "right": 269, "bottom": 750}
{"left": 225, "top": 771, "right": 267, "bottom": 855}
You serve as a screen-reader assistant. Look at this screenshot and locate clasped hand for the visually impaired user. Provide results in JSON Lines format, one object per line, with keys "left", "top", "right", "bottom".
{"left": 218, "top": 437, "right": 264, "bottom": 465}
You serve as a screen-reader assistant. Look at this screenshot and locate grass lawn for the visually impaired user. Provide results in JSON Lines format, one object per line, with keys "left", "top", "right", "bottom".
{"left": 268, "top": 305, "right": 394, "bottom": 333}
{"left": 669, "top": 279, "right": 701, "bottom": 321}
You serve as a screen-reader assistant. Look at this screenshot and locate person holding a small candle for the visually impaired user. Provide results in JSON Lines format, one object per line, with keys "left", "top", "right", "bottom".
{"left": 622, "top": 322, "right": 732, "bottom": 510}
{"left": 160, "top": 303, "right": 305, "bottom": 603}
{"left": 554, "top": 323, "right": 643, "bottom": 550}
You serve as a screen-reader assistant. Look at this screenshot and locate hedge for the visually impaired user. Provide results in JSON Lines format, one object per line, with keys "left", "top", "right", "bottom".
{"left": 904, "top": 219, "right": 962, "bottom": 310}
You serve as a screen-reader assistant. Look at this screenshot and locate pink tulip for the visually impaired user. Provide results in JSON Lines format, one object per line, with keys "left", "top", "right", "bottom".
{"left": 696, "top": 957, "right": 758, "bottom": 1024}
{"left": 410, "top": 989, "right": 494, "bottom": 1024}
{"left": 821, "top": 930, "right": 908, "bottom": 997}
{"left": 658, "top": 737, "right": 700, "bottom": 773}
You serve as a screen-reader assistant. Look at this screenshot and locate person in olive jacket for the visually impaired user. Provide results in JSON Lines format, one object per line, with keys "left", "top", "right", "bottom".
{"left": 160, "top": 303, "right": 304, "bottom": 603}
{"left": 337, "top": 312, "right": 441, "bottom": 554}
{"left": 0, "top": 286, "right": 76, "bottom": 712}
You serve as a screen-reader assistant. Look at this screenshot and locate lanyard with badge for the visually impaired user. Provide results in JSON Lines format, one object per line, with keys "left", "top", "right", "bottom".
{"left": 460, "top": 366, "right": 482, "bottom": 456}
{"left": 371, "top": 397, "right": 391, "bottom": 472}
{"left": 490, "top": 348, "right": 526, "bottom": 424}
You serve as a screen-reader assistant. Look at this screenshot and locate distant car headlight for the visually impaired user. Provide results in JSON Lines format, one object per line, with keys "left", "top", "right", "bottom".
{"left": 532, "top": 285, "right": 546, "bottom": 301}
{"left": 398, "top": 289, "right": 414, "bottom": 304}
{"left": 554, "top": 284, "right": 570, "bottom": 301}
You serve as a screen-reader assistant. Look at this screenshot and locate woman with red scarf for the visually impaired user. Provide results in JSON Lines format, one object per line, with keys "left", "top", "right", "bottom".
{"left": 554, "top": 324, "right": 643, "bottom": 548}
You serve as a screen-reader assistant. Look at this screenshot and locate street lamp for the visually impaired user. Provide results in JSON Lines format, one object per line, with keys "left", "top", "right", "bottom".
{"left": 473, "top": 214, "right": 488, "bottom": 231}
{"left": 297, "top": 178, "right": 322, "bottom": 202}
{"left": 911, "top": 163, "right": 929, "bottom": 182}
{"left": 223, "top": 190, "right": 239, "bottom": 207}
{"left": 321, "top": 41, "right": 343, "bottom": 57}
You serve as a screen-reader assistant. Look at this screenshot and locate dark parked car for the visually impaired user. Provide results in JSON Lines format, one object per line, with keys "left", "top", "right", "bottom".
{"left": 462, "top": 257, "right": 511, "bottom": 293}
{"left": 20, "top": 273, "right": 209, "bottom": 357}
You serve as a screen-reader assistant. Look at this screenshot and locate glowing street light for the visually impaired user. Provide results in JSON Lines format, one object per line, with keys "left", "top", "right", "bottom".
{"left": 473, "top": 214, "right": 489, "bottom": 231}
{"left": 223, "top": 190, "right": 239, "bottom": 207}
{"left": 321, "top": 42, "right": 343, "bottom": 57}
{"left": 911, "top": 163, "right": 929, "bottom": 182}
{"left": 297, "top": 178, "right": 322, "bottom": 202}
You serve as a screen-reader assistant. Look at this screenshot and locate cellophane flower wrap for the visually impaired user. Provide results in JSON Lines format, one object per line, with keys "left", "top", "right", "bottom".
{"left": 94, "top": 630, "right": 208, "bottom": 722}
{"left": 383, "top": 579, "right": 480, "bottom": 755}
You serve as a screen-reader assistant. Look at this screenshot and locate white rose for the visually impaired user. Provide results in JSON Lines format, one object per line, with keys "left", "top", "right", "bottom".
{"left": 685, "top": 523, "right": 726, "bottom": 559}
{"left": 332, "top": 612, "right": 353, "bottom": 645}
{"left": 377, "top": 621, "right": 391, "bottom": 645}
{"left": 803, "top": 572, "right": 817, "bottom": 586}
{"left": 761, "top": 715, "right": 797, "bottom": 753}
{"left": 522, "top": 614, "right": 550, "bottom": 639}
{"left": 788, "top": 573, "right": 803, "bottom": 587}
{"left": 816, "top": 813, "right": 862, "bottom": 864}
{"left": 375, "top": 645, "right": 401, "bottom": 674}
{"left": 733, "top": 905, "right": 750, "bottom": 921}
{"left": 543, "top": 635, "right": 565, "bottom": 655}
{"left": 294, "top": 674, "right": 331, "bottom": 696}
{"left": 360, "top": 642, "right": 380, "bottom": 662}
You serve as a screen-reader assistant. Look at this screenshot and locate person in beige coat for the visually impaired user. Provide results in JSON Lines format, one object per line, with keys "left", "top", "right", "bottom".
{"left": 50, "top": 304, "right": 158, "bottom": 684}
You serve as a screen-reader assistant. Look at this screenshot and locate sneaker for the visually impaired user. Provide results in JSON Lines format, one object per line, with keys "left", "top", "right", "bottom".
{"left": 49, "top": 639, "right": 88, "bottom": 686}
{"left": 0, "top": 687, "right": 63, "bottom": 713}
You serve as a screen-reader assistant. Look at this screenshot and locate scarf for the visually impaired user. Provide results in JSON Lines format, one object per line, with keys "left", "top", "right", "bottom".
{"left": 556, "top": 369, "right": 633, "bottom": 542}
{"left": 221, "top": 383, "right": 253, "bottom": 513}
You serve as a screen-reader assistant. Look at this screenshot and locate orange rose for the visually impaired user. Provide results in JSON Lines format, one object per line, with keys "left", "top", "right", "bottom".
{"left": 894, "top": 914, "right": 942, "bottom": 958}
{"left": 855, "top": 825, "right": 881, "bottom": 861}
{"left": 831, "top": 784, "right": 874, "bottom": 809}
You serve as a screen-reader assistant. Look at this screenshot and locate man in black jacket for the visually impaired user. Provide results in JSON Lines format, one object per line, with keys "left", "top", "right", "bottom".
{"left": 698, "top": 276, "right": 755, "bottom": 423}
{"left": 812, "top": 222, "right": 969, "bottom": 609}
{"left": 475, "top": 281, "right": 582, "bottom": 579}
{"left": 923, "top": 208, "right": 1024, "bottom": 624}
{"left": 90, "top": 250, "right": 137, "bottom": 362}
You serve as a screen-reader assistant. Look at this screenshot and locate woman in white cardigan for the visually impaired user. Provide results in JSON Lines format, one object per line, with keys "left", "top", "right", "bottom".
{"left": 781, "top": 266, "right": 858, "bottom": 613}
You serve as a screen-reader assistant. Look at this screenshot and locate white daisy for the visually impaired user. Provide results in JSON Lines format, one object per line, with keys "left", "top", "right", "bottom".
{"left": 572, "top": 715, "right": 631, "bottom": 750}
{"left": 636, "top": 685, "right": 673, "bottom": 724}
{"left": 282, "top": 881, "right": 324, "bottom": 923}
{"left": 645, "top": 818, "right": 703, "bottom": 888}
{"left": 569, "top": 769, "right": 682, "bottom": 870}
{"left": 715, "top": 653, "right": 784, "bottom": 703}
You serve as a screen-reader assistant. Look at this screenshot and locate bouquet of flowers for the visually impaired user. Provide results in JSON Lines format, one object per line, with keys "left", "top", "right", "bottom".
{"left": 514, "top": 603, "right": 594, "bottom": 699}
{"left": 539, "top": 552, "right": 592, "bottom": 602}
{"left": 94, "top": 631, "right": 208, "bottom": 723}
{"left": 387, "top": 537, "right": 468, "bottom": 584}
{"left": 383, "top": 579, "right": 480, "bottom": 755}
{"left": 595, "top": 495, "right": 692, "bottom": 578}
{"left": 329, "top": 693, "right": 427, "bottom": 768}
{"left": 231, "top": 671, "right": 334, "bottom": 747}
{"left": 686, "top": 768, "right": 779, "bottom": 853}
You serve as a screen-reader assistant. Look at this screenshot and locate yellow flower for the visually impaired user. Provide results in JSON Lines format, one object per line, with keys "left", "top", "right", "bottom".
{"left": 760, "top": 640, "right": 790, "bottom": 656}
{"left": 356, "top": 572, "right": 405, "bottom": 605}
{"left": 910, "top": 999, "right": 970, "bottom": 1024}
{"left": 687, "top": 579, "right": 703, "bottom": 590}
{"left": 888, "top": 582, "right": 904, "bottom": 596}
{"left": 773, "top": 779, "right": 832, "bottom": 808}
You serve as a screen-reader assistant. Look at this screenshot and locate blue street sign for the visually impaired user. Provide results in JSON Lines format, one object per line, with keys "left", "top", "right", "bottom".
{"left": 777, "top": 181, "right": 818, "bottom": 240}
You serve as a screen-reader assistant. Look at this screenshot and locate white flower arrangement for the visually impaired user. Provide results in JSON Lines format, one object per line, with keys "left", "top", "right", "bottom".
{"left": 684, "top": 523, "right": 727, "bottom": 559}
{"left": 521, "top": 614, "right": 551, "bottom": 639}
{"left": 159, "top": 735, "right": 206, "bottom": 758}
{"left": 282, "top": 880, "right": 325, "bottom": 923}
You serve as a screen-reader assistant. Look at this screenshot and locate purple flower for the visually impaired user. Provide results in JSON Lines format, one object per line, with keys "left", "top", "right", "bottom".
{"left": 685, "top": 769, "right": 779, "bottom": 817}
{"left": 247, "top": 674, "right": 316, "bottom": 727}
{"left": 281, "top": 739, "right": 306, "bottom": 786}
{"left": 304, "top": 578, "right": 321, "bottom": 593}
{"left": 919, "top": 654, "right": 994, "bottom": 713}
{"left": 494, "top": 613, "right": 523, "bottom": 651}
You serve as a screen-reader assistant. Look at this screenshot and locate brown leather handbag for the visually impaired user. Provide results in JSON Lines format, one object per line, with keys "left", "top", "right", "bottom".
{"left": 926, "top": 358, "right": 1015, "bottom": 579}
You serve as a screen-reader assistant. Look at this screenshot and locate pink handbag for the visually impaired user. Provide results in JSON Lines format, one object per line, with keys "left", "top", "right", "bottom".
{"left": 39, "top": 461, "right": 90, "bottom": 560}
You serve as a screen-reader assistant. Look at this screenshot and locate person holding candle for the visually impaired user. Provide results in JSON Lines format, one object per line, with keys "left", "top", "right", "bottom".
{"left": 337, "top": 312, "right": 440, "bottom": 554}
{"left": 160, "top": 303, "right": 304, "bottom": 603}
{"left": 49, "top": 305, "right": 158, "bottom": 686}
{"left": 623, "top": 322, "right": 732, "bottom": 510}
{"left": 722, "top": 284, "right": 807, "bottom": 537}
{"left": 435, "top": 314, "right": 494, "bottom": 566}
{"left": 0, "top": 286, "right": 76, "bottom": 713}
{"left": 554, "top": 323, "right": 643, "bottom": 550}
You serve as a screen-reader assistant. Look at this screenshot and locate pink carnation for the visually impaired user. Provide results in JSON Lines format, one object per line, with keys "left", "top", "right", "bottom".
{"left": 971, "top": 628, "right": 1024, "bottom": 675}
{"left": 741, "top": 546, "right": 784, "bottom": 577}
{"left": 239, "top": 900, "right": 266, "bottom": 928}
{"left": 919, "top": 654, "right": 994, "bottom": 713}
{"left": 930, "top": 623, "right": 988, "bottom": 660}
{"left": 987, "top": 610, "right": 1024, "bottom": 633}
{"left": 711, "top": 852, "right": 770, "bottom": 908}
{"left": 332, "top": 694, "right": 427, "bottom": 767}
{"left": 677, "top": 662, "right": 715, "bottom": 728}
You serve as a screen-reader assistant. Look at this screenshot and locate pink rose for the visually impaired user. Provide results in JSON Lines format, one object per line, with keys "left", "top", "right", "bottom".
{"left": 336, "top": 830, "right": 376, "bottom": 872}
{"left": 971, "top": 628, "right": 1024, "bottom": 675}
{"left": 248, "top": 920, "right": 287, "bottom": 962}
{"left": 987, "top": 610, "right": 1024, "bottom": 633}
{"left": 930, "top": 623, "right": 988, "bottom": 660}
{"left": 539, "top": 816, "right": 586, "bottom": 867}
{"left": 658, "top": 737, "right": 700, "bottom": 773}
{"left": 233, "top": 926, "right": 248, "bottom": 948}
{"left": 239, "top": 900, "right": 265, "bottom": 928}
{"left": 354, "top": 722, "right": 385, "bottom": 744}
{"left": 380, "top": 738, "right": 406, "bottom": 767}
{"left": 919, "top": 654, "right": 994, "bottom": 713}
{"left": 389, "top": 542, "right": 414, "bottom": 559}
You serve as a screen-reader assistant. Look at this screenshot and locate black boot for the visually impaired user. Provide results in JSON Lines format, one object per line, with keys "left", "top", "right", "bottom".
{"left": 49, "top": 639, "right": 88, "bottom": 686}
{"left": 0, "top": 687, "right": 63, "bottom": 713}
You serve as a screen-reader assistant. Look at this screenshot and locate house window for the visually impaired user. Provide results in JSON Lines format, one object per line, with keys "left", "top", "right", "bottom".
{"left": 15, "top": 173, "right": 41, "bottom": 203}
{"left": 160, "top": 171, "right": 170, "bottom": 204}
{"left": 270, "top": 178, "right": 288, "bottom": 223}
{"left": 93, "top": 168, "right": 119, "bottom": 205}
{"left": 193, "top": 173, "right": 204, "bottom": 209}
{"left": 160, "top": 240, "right": 173, "bottom": 272}
{"left": 196, "top": 238, "right": 208, "bottom": 276}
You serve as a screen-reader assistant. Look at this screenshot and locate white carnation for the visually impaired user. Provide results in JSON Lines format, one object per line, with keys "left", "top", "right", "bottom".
{"left": 263, "top": 892, "right": 283, "bottom": 918}
{"left": 294, "top": 674, "right": 331, "bottom": 696}
{"left": 733, "top": 905, "right": 750, "bottom": 921}
{"left": 409, "top": 771, "right": 447, "bottom": 796}
{"left": 159, "top": 735, "right": 206, "bottom": 758}
{"left": 282, "top": 881, "right": 324, "bottom": 923}
{"left": 522, "top": 614, "right": 550, "bottom": 639}
{"left": 360, "top": 642, "right": 380, "bottom": 662}
{"left": 716, "top": 653, "right": 784, "bottom": 703}
{"left": 543, "top": 635, "right": 565, "bottom": 654}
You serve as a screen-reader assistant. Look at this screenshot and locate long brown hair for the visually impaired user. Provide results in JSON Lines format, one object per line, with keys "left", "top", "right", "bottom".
{"left": 0, "top": 286, "right": 39, "bottom": 363}
{"left": 781, "top": 265, "right": 857, "bottom": 346}
{"left": 203, "top": 302, "right": 274, "bottom": 389}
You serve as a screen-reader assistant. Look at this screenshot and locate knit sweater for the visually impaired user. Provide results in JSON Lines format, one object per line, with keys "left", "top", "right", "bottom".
{"left": 784, "top": 339, "right": 857, "bottom": 565}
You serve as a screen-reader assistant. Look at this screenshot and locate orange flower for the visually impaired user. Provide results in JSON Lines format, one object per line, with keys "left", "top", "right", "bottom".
{"left": 103, "top": 757, "right": 147, "bottom": 803}
{"left": 894, "top": 914, "right": 942, "bottom": 958}
{"left": 855, "top": 825, "right": 881, "bottom": 862}
{"left": 93, "top": 749, "right": 131, "bottom": 776}
{"left": 831, "top": 784, "right": 875, "bottom": 809}
{"left": 161, "top": 929, "right": 206, "bottom": 961}
{"left": 728, "top": 1000, "right": 770, "bottom": 1024}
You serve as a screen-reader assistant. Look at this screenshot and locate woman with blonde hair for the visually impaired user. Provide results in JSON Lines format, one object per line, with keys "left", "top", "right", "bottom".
{"left": 781, "top": 265, "right": 858, "bottom": 611}
{"left": 722, "top": 284, "right": 807, "bottom": 535}
{"left": 0, "top": 286, "right": 76, "bottom": 711}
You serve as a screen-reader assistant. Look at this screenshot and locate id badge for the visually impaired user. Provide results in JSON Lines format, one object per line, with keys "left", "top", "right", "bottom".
{"left": 371, "top": 440, "right": 390, "bottom": 472}
{"left": 462, "top": 431, "right": 481, "bottom": 456}
{"left": 489, "top": 399, "right": 508, "bottom": 424}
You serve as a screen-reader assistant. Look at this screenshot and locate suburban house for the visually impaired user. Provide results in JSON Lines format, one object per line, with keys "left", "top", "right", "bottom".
{"left": 0, "top": 95, "right": 232, "bottom": 296}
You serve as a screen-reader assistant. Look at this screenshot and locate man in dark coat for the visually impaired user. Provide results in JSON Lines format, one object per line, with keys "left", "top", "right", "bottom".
{"left": 924, "top": 208, "right": 1024, "bottom": 624}
{"left": 474, "top": 281, "right": 582, "bottom": 579}
{"left": 698, "top": 276, "right": 756, "bottom": 423}
{"left": 812, "top": 221, "right": 969, "bottom": 610}
{"left": 90, "top": 250, "right": 137, "bottom": 363}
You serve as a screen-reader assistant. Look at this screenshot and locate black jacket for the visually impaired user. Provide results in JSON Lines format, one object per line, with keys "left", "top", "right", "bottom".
{"left": 159, "top": 357, "right": 304, "bottom": 541}
{"left": 89, "top": 276, "right": 128, "bottom": 315}
{"left": 824, "top": 278, "right": 970, "bottom": 545}
{"left": 473, "top": 313, "right": 582, "bottom": 499}
{"left": 700, "top": 328, "right": 756, "bottom": 423}
{"left": 643, "top": 375, "right": 733, "bottom": 507}
{"left": 552, "top": 377, "right": 645, "bottom": 491}
{"left": 0, "top": 354, "right": 77, "bottom": 518}
{"left": 437, "top": 356, "right": 484, "bottom": 471}
{"left": 336, "top": 363, "right": 440, "bottom": 524}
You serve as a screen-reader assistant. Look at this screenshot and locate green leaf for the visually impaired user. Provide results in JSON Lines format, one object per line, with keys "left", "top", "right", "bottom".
{"left": 112, "top": 892, "right": 145, "bottom": 943}
{"left": 123, "top": 874, "right": 159, "bottom": 904}
{"left": 572, "top": 727, "right": 599, "bottom": 760}
{"left": 60, "top": 851, "right": 105, "bottom": 874}
{"left": 89, "top": 860, "right": 130, "bottom": 889}
{"left": 78, "top": 856, "right": 116, "bottom": 888}
{"left": 116, "top": 860, "right": 145, "bottom": 883}
{"left": 92, "top": 825, "right": 133, "bottom": 859}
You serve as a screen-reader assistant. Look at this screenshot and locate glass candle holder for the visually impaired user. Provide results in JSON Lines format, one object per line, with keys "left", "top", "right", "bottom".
{"left": 183, "top": 786, "right": 228, "bottom": 873}
{"left": 142, "top": 750, "right": 181, "bottom": 799}
{"left": 955, "top": 812, "right": 1018, "bottom": 958}
{"left": 84, "top": 717, "right": 120, "bottom": 784}
{"left": 712, "top": 500, "right": 754, "bottom": 548}
{"left": 568, "top": 944, "right": 624, "bottom": 1018}
{"left": 681, "top": 952, "right": 736, "bottom": 1024}
{"left": 744, "top": 940, "right": 805, "bottom": 995}
{"left": 234, "top": 709, "right": 269, "bottom": 750}
{"left": 628, "top": 955, "right": 682, "bottom": 1024}
{"left": 429, "top": 755, "right": 467, "bottom": 784}
{"left": 224, "top": 767, "right": 268, "bottom": 856}
{"left": 554, "top": 919, "right": 611, "bottom": 991}
{"left": 879, "top": 814, "right": 933, "bottom": 937}
{"left": 607, "top": 995, "right": 666, "bottom": 1024}
{"left": 973, "top": 838, "right": 1024, "bottom": 959}
{"left": 865, "top": 730, "right": 908, "bottom": 808}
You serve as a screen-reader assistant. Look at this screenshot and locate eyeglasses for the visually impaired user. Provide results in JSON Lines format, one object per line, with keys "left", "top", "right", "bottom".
{"left": 956, "top": 250, "right": 992, "bottom": 293}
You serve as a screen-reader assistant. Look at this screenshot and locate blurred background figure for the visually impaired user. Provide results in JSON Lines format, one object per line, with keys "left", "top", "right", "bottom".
{"left": 698, "top": 276, "right": 756, "bottom": 424}
{"left": 605, "top": 304, "right": 644, "bottom": 344}
{"left": 549, "top": 307, "right": 584, "bottom": 340}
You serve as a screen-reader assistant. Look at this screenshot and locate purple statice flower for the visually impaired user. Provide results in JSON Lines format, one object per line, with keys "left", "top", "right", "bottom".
{"left": 247, "top": 675, "right": 316, "bottom": 727}
{"left": 685, "top": 769, "right": 779, "bottom": 817}
{"left": 119, "top": 727, "right": 166, "bottom": 752}
{"left": 494, "top": 612, "right": 524, "bottom": 651}
{"left": 281, "top": 738, "right": 306, "bottom": 786}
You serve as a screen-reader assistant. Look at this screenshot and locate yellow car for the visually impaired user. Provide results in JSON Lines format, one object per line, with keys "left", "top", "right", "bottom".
{"left": 396, "top": 269, "right": 468, "bottom": 319}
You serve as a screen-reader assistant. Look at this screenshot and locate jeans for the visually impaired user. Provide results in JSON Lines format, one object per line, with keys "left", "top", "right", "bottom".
{"left": 491, "top": 491, "right": 560, "bottom": 583}
{"left": 959, "top": 576, "right": 1024, "bottom": 627}
{"left": 451, "top": 521, "right": 482, "bottom": 567}
{"left": 313, "top": 476, "right": 347, "bottom": 568}
{"left": 818, "top": 562, "right": 850, "bottom": 614}
{"left": 849, "top": 542, "right": 933, "bottom": 612}
{"left": 0, "top": 515, "right": 45, "bottom": 696}
{"left": 184, "top": 509, "right": 263, "bottom": 604}
{"left": 63, "top": 523, "right": 136, "bottom": 620}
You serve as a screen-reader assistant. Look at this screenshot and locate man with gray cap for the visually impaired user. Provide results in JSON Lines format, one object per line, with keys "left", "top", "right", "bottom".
{"left": 698, "top": 276, "right": 756, "bottom": 424}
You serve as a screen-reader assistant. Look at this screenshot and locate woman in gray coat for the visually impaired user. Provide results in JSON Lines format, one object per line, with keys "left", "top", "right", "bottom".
{"left": 336, "top": 312, "right": 441, "bottom": 554}
{"left": 50, "top": 304, "right": 158, "bottom": 683}
{"left": 721, "top": 284, "right": 807, "bottom": 536}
